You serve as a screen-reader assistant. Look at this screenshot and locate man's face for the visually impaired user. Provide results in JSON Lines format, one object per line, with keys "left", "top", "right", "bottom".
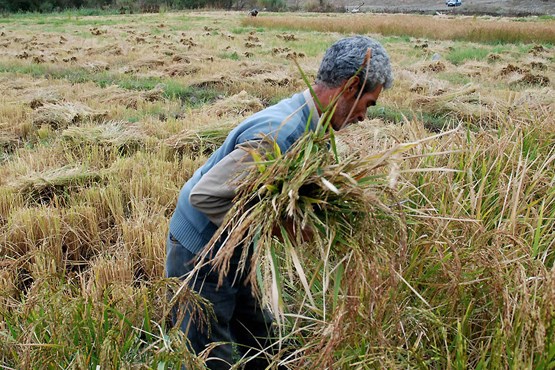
{"left": 331, "top": 83, "right": 383, "bottom": 131}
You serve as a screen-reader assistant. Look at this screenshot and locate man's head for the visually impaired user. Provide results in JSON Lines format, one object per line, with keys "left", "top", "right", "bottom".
{"left": 315, "top": 36, "right": 393, "bottom": 130}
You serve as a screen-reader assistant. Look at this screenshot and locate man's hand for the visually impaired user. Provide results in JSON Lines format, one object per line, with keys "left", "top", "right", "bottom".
{"left": 272, "top": 218, "right": 314, "bottom": 245}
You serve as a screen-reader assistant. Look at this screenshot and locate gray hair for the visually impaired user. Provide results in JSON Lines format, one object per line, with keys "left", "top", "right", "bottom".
{"left": 316, "top": 36, "right": 393, "bottom": 92}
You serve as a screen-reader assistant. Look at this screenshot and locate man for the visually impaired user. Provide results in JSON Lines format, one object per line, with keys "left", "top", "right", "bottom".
{"left": 166, "top": 35, "right": 393, "bottom": 369}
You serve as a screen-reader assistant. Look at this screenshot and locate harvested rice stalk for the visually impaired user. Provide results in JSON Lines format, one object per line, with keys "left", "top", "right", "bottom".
{"left": 141, "top": 83, "right": 166, "bottom": 102}
{"left": 189, "top": 75, "right": 234, "bottom": 90}
{"left": 62, "top": 121, "right": 156, "bottom": 152}
{"left": 84, "top": 85, "right": 164, "bottom": 109}
{"left": 413, "top": 83, "right": 477, "bottom": 107}
{"left": 32, "top": 102, "right": 107, "bottom": 130}
{"left": 165, "top": 122, "right": 236, "bottom": 157}
{"left": 25, "top": 90, "right": 63, "bottom": 108}
{"left": 0, "top": 187, "right": 23, "bottom": 222}
{"left": 82, "top": 61, "right": 110, "bottom": 72}
{"left": 132, "top": 58, "right": 165, "bottom": 69}
{"left": 9, "top": 165, "right": 104, "bottom": 204}
{"left": 0, "top": 132, "right": 20, "bottom": 153}
{"left": 165, "top": 63, "right": 200, "bottom": 77}
{"left": 412, "top": 84, "right": 503, "bottom": 124}
{"left": 511, "top": 73, "right": 550, "bottom": 87}
{"left": 84, "top": 252, "right": 134, "bottom": 302}
{"left": 206, "top": 90, "right": 263, "bottom": 117}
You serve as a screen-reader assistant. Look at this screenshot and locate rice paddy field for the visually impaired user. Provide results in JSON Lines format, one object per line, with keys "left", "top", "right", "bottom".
{"left": 0, "top": 9, "right": 554, "bottom": 369}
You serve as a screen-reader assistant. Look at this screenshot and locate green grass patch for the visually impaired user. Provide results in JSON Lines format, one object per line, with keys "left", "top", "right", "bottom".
{"left": 490, "top": 44, "right": 511, "bottom": 54}
{"left": 63, "top": 8, "right": 118, "bottom": 16}
{"left": 367, "top": 105, "right": 453, "bottom": 132}
{"left": 169, "top": 14, "right": 209, "bottom": 31}
{"left": 293, "top": 37, "right": 333, "bottom": 57}
{"left": 0, "top": 278, "right": 201, "bottom": 369}
{"left": 0, "top": 62, "right": 220, "bottom": 107}
{"left": 231, "top": 26, "right": 255, "bottom": 34}
{"left": 437, "top": 71, "right": 472, "bottom": 85}
{"left": 218, "top": 51, "right": 240, "bottom": 60}
{"left": 382, "top": 35, "right": 412, "bottom": 44}
{"left": 446, "top": 46, "right": 490, "bottom": 65}
{"left": 1, "top": 13, "right": 120, "bottom": 27}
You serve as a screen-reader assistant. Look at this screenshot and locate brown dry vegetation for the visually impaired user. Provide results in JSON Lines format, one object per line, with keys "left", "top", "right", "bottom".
{"left": 245, "top": 13, "right": 555, "bottom": 44}
{"left": 0, "top": 10, "right": 554, "bottom": 369}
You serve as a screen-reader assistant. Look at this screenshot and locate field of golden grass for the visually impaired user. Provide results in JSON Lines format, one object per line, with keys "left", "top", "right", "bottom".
{"left": 0, "top": 10, "right": 554, "bottom": 369}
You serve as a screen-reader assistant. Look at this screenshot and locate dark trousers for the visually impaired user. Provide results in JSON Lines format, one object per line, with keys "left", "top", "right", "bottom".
{"left": 166, "top": 233, "right": 276, "bottom": 370}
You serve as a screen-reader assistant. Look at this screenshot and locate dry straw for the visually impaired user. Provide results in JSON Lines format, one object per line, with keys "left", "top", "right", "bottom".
{"left": 32, "top": 102, "right": 107, "bottom": 130}
{"left": 0, "top": 132, "right": 20, "bottom": 153}
{"left": 82, "top": 84, "right": 166, "bottom": 109}
{"left": 205, "top": 90, "right": 264, "bottom": 117}
{"left": 412, "top": 83, "right": 494, "bottom": 124}
{"left": 165, "top": 122, "right": 236, "bottom": 157}
{"left": 84, "top": 251, "right": 134, "bottom": 302}
{"left": 244, "top": 14, "right": 555, "bottom": 44}
{"left": 8, "top": 165, "right": 104, "bottom": 205}
{"left": 62, "top": 205, "right": 102, "bottom": 261}
{"left": 62, "top": 120, "right": 157, "bottom": 153}
{"left": 121, "top": 210, "right": 168, "bottom": 280}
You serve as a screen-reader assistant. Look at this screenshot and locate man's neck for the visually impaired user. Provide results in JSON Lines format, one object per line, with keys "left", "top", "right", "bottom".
{"left": 311, "top": 83, "right": 343, "bottom": 115}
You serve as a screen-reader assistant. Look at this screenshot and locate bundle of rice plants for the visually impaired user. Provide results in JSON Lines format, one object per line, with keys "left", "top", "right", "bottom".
{"left": 32, "top": 102, "right": 107, "bottom": 130}
{"left": 84, "top": 251, "right": 134, "bottom": 303}
{"left": 132, "top": 58, "right": 165, "bottom": 70}
{"left": 61, "top": 120, "right": 157, "bottom": 155}
{"left": 9, "top": 165, "right": 104, "bottom": 205}
{"left": 25, "top": 90, "right": 63, "bottom": 109}
{"left": 97, "top": 87, "right": 141, "bottom": 108}
{"left": 205, "top": 90, "right": 263, "bottom": 117}
{"left": 108, "top": 151, "right": 194, "bottom": 212}
{"left": 0, "top": 265, "right": 17, "bottom": 309}
{"left": 137, "top": 83, "right": 167, "bottom": 103}
{"left": 165, "top": 63, "right": 200, "bottom": 77}
{"left": 188, "top": 76, "right": 229, "bottom": 90}
{"left": 165, "top": 122, "right": 236, "bottom": 157}
{"left": 412, "top": 84, "right": 503, "bottom": 126}
{"left": 0, "top": 132, "right": 20, "bottom": 155}
{"left": 82, "top": 61, "right": 110, "bottom": 73}
{"left": 70, "top": 184, "right": 125, "bottom": 228}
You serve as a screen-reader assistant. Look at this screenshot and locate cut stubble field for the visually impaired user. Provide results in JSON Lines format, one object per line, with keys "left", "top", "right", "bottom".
{"left": 0, "top": 10, "right": 554, "bottom": 369}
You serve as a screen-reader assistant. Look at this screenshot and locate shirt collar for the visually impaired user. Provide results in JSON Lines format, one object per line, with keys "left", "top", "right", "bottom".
{"left": 302, "top": 89, "right": 321, "bottom": 130}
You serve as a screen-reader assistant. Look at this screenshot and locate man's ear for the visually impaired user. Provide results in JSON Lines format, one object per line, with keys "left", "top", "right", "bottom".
{"left": 343, "top": 75, "right": 360, "bottom": 97}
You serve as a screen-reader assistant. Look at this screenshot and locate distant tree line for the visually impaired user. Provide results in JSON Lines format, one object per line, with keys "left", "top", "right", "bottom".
{"left": 0, "top": 0, "right": 285, "bottom": 13}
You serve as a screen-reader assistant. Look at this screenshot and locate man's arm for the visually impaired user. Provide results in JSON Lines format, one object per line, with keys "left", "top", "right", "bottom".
{"left": 190, "top": 140, "right": 313, "bottom": 243}
{"left": 189, "top": 141, "right": 272, "bottom": 226}
{"left": 189, "top": 148, "right": 251, "bottom": 226}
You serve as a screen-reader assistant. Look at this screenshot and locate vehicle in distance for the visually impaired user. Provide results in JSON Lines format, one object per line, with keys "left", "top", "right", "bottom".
{"left": 446, "top": 0, "right": 462, "bottom": 6}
